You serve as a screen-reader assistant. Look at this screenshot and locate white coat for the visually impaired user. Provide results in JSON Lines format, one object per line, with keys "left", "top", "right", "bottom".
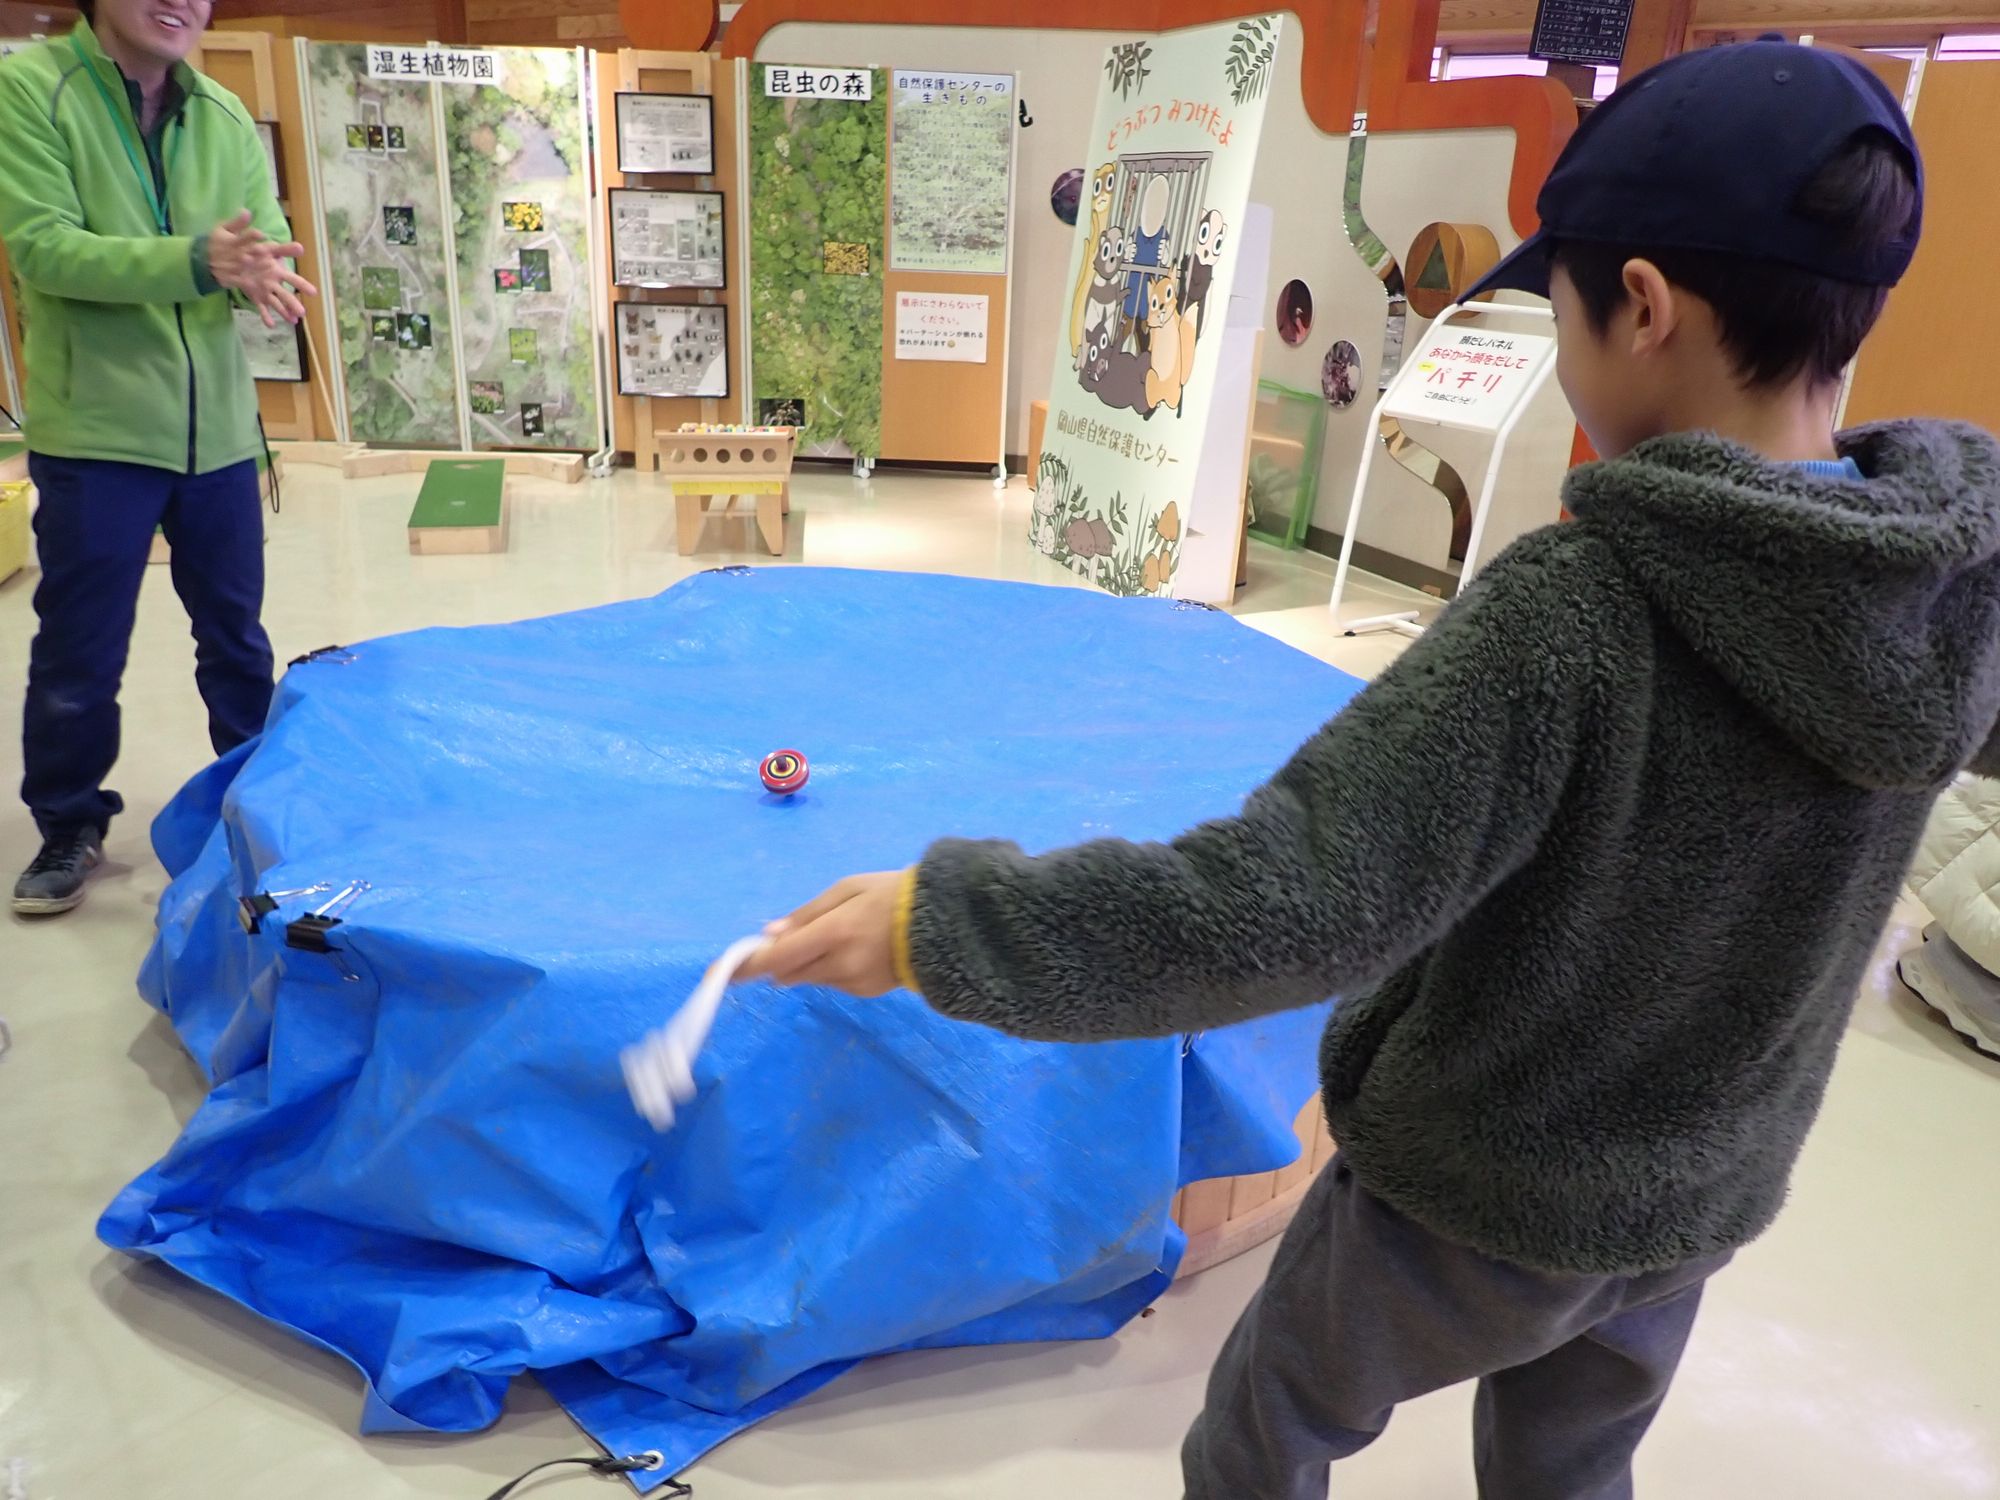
{"left": 1906, "top": 774, "right": 2000, "bottom": 977}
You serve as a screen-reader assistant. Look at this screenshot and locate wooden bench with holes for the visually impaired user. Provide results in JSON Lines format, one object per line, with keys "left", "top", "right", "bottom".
{"left": 408, "top": 457, "right": 508, "bottom": 556}
{"left": 661, "top": 425, "right": 797, "bottom": 557}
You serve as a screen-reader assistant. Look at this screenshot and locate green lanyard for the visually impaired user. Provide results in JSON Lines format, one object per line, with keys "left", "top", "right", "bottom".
{"left": 71, "top": 32, "right": 177, "bottom": 235}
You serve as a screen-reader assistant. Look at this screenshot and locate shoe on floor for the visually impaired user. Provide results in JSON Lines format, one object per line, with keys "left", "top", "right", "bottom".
{"left": 12, "top": 828, "right": 105, "bottom": 916}
{"left": 1897, "top": 923, "right": 2000, "bottom": 1061}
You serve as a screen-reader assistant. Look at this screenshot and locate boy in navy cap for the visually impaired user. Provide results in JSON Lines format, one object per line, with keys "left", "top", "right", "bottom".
{"left": 745, "top": 42, "right": 2000, "bottom": 1497}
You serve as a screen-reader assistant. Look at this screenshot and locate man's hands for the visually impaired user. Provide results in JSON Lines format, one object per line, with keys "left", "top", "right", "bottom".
{"left": 739, "top": 871, "right": 910, "bottom": 997}
{"left": 208, "top": 210, "right": 317, "bottom": 327}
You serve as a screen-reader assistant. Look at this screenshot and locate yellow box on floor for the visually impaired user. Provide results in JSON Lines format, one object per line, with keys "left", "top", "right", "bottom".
{"left": 0, "top": 480, "right": 30, "bottom": 585}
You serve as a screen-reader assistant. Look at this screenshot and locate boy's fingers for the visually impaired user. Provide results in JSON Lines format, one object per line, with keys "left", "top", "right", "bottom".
{"left": 779, "top": 878, "right": 862, "bottom": 932}
{"left": 772, "top": 917, "right": 861, "bottom": 989}
{"left": 733, "top": 940, "right": 778, "bottom": 981}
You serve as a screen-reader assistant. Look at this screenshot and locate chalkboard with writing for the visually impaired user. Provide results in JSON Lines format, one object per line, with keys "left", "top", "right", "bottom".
{"left": 1530, "top": 0, "right": 1634, "bottom": 66}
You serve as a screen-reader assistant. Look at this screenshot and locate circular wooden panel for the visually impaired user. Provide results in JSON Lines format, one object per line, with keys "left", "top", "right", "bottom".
{"left": 1404, "top": 221, "right": 1502, "bottom": 318}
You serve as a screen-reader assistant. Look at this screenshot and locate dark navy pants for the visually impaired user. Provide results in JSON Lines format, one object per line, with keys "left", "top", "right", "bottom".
{"left": 1184, "top": 1158, "right": 1728, "bottom": 1500}
{"left": 22, "top": 454, "right": 273, "bottom": 838}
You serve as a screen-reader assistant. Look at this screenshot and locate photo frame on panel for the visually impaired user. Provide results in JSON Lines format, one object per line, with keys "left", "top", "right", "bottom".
{"left": 254, "top": 119, "right": 285, "bottom": 200}
{"left": 614, "top": 301, "right": 730, "bottom": 399}
{"left": 609, "top": 188, "right": 727, "bottom": 290}
{"left": 614, "top": 92, "right": 717, "bottom": 176}
{"left": 233, "top": 306, "right": 308, "bottom": 382}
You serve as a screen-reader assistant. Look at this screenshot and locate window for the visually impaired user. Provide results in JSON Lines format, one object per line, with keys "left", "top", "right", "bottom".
{"left": 1938, "top": 32, "right": 2000, "bottom": 59}
{"left": 1432, "top": 52, "right": 1619, "bottom": 100}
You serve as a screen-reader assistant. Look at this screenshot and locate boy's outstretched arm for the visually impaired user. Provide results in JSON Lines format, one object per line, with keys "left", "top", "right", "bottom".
{"left": 746, "top": 536, "right": 1593, "bottom": 1041}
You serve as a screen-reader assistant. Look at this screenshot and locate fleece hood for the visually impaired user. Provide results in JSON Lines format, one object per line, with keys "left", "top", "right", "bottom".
{"left": 1566, "top": 420, "right": 2000, "bottom": 792}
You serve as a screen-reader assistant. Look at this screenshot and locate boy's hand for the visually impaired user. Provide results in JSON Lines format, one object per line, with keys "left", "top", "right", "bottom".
{"left": 741, "top": 871, "right": 908, "bottom": 996}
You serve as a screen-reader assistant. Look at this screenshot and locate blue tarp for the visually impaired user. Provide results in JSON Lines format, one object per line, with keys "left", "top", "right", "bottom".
{"left": 101, "top": 568, "right": 1363, "bottom": 1481}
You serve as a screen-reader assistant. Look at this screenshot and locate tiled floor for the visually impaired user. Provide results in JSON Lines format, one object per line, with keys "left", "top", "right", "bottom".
{"left": 1, "top": 461, "right": 1995, "bottom": 1499}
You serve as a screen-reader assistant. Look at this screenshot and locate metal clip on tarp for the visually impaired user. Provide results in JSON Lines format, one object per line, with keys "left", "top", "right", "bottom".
{"left": 237, "top": 882, "right": 334, "bottom": 935}
{"left": 284, "top": 881, "right": 371, "bottom": 953}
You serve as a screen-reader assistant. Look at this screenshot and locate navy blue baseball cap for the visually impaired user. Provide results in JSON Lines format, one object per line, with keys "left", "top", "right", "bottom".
{"left": 1468, "top": 40, "right": 1923, "bottom": 301}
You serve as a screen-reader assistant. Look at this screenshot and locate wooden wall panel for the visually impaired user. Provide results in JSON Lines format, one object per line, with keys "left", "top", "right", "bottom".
{"left": 1816, "top": 39, "right": 1916, "bottom": 95}
{"left": 466, "top": 0, "right": 629, "bottom": 46}
{"left": 217, "top": 0, "right": 2000, "bottom": 50}
{"left": 1620, "top": 0, "right": 1696, "bottom": 71}
{"left": 0, "top": 1, "right": 75, "bottom": 32}
{"left": 1446, "top": 0, "right": 2000, "bottom": 40}
{"left": 210, "top": 4, "right": 447, "bottom": 42}
{"left": 1843, "top": 60, "right": 2000, "bottom": 431}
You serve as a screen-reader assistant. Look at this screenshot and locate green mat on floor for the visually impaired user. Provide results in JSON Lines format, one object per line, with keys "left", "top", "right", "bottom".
{"left": 409, "top": 459, "right": 504, "bottom": 530}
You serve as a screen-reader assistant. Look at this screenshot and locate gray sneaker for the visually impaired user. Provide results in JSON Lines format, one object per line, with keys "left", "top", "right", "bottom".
{"left": 1898, "top": 924, "right": 2000, "bottom": 1061}
{"left": 12, "top": 828, "right": 105, "bottom": 916}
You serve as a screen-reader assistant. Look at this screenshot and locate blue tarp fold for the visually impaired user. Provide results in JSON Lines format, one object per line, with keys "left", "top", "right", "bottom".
{"left": 101, "top": 569, "right": 1360, "bottom": 1480}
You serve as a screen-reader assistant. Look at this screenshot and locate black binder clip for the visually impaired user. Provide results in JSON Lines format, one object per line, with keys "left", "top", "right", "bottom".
{"left": 237, "top": 882, "right": 331, "bottom": 935}
{"left": 284, "top": 881, "right": 370, "bottom": 953}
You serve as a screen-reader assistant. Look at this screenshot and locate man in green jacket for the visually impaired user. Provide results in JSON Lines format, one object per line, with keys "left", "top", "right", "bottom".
{"left": 0, "top": 0, "right": 315, "bottom": 915}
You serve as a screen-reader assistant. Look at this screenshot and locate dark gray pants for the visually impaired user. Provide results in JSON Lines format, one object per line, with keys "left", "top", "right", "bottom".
{"left": 1183, "top": 1159, "right": 1728, "bottom": 1500}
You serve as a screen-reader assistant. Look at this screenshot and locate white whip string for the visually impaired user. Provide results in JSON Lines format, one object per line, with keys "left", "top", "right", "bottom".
{"left": 622, "top": 934, "right": 767, "bottom": 1131}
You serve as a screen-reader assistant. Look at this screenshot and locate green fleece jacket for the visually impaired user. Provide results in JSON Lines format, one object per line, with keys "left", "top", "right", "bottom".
{"left": 0, "top": 22, "right": 288, "bottom": 474}
{"left": 905, "top": 421, "right": 2000, "bottom": 1275}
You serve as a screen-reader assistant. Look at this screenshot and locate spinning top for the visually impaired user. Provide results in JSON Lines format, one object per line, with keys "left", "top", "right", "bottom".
{"left": 760, "top": 749, "right": 809, "bottom": 795}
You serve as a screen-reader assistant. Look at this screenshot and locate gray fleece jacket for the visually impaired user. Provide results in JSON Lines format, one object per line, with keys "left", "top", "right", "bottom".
{"left": 906, "top": 420, "right": 2000, "bottom": 1275}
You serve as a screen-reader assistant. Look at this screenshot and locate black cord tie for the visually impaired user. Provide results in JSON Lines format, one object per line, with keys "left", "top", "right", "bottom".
{"left": 480, "top": 1450, "right": 687, "bottom": 1500}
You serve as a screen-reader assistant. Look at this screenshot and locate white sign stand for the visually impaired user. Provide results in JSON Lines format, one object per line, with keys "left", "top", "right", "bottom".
{"left": 1327, "top": 302, "right": 1558, "bottom": 637}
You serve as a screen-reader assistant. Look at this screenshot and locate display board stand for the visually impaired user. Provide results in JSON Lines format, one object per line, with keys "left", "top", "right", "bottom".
{"left": 602, "top": 49, "right": 746, "bottom": 470}
{"left": 877, "top": 69, "right": 1019, "bottom": 481}
{"left": 1327, "top": 302, "right": 1558, "bottom": 637}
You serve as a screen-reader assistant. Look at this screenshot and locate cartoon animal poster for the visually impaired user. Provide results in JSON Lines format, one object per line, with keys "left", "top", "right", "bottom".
{"left": 1034, "top": 16, "right": 1280, "bottom": 596}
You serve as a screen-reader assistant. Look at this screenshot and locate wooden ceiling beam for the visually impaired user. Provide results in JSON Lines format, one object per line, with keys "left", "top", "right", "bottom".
{"left": 1439, "top": 0, "right": 2000, "bottom": 31}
